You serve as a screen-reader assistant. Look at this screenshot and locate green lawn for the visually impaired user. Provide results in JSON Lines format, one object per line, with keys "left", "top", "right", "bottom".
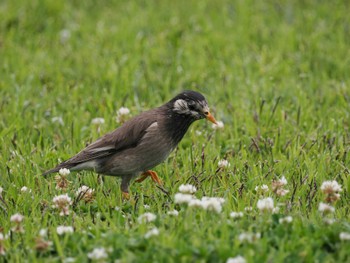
{"left": 1, "top": 0, "right": 350, "bottom": 262}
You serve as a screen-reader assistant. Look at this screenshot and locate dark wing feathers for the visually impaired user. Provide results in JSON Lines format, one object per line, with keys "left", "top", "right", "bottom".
{"left": 43, "top": 109, "right": 158, "bottom": 175}
{"left": 72, "top": 113, "right": 157, "bottom": 164}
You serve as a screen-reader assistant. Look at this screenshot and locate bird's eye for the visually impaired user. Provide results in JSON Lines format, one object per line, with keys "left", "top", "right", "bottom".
{"left": 188, "top": 104, "right": 196, "bottom": 111}
{"left": 204, "top": 111, "right": 209, "bottom": 116}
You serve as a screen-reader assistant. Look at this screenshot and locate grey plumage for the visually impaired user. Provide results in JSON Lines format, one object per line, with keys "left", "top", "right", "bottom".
{"left": 43, "top": 90, "right": 217, "bottom": 195}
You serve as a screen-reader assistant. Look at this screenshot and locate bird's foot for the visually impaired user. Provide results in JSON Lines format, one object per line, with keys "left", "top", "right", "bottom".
{"left": 135, "top": 170, "right": 163, "bottom": 185}
{"left": 122, "top": 191, "right": 130, "bottom": 200}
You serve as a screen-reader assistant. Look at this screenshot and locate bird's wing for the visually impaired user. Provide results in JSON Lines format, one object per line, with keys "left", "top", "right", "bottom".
{"left": 63, "top": 110, "right": 158, "bottom": 165}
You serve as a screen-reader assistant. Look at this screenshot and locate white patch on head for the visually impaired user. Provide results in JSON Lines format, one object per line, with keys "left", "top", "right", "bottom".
{"left": 173, "top": 99, "right": 208, "bottom": 119}
{"left": 173, "top": 99, "right": 189, "bottom": 114}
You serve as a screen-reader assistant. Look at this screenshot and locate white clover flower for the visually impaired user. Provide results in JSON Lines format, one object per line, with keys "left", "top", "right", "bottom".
{"left": 226, "top": 256, "right": 246, "bottom": 263}
{"left": 115, "top": 206, "right": 121, "bottom": 211}
{"left": 143, "top": 205, "right": 150, "bottom": 210}
{"left": 255, "top": 184, "right": 269, "bottom": 193}
{"left": 144, "top": 227, "right": 159, "bottom": 239}
{"left": 59, "top": 168, "right": 70, "bottom": 176}
{"left": 276, "top": 189, "right": 289, "bottom": 196}
{"left": 175, "top": 193, "right": 225, "bottom": 213}
{"left": 117, "top": 107, "right": 130, "bottom": 116}
{"left": 218, "top": 159, "right": 230, "bottom": 168}
{"left": 39, "top": 229, "right": 47, "bottom": 237}
{"left": 137, "top": 212, "right": 157, "bottom": 223}
{"left": 272, "top": 176, "right": 289, "bottom": 196}
{"left": 0, "top": 186, "right": 3, "bottom": 194}
{"left": 200, "top": 197, "right": 225, "bottom": 213}
{"left": 174, "top": 193, "right": 194, "bottom": 204}
{"left": 279, "top": 216, "right": 293, "bottom": 224}
{"left": 10, "top": 213, "right": 24, "bottom": 223}
{"left": 176, "top": 195, "right": 224, "bottom": 213}
{"left": 75, "top": 185, "right": 94, "bottom": 202}
{"left": 20, "top": 186, "right": 31, "bottom": 193}
{"left": 238, "top": 232, "right": 261, "bottom": 243}
{"left": 91, "top": 118, "right": 105, "bottom": 125}
{"left": 279, "top": 176, "right": 288, "bottom": 186}
{"left": 76, "top": 185, "right": 93, "bottom": 196}
{"left": 56, "top": 226, "right": 74, "bottom": 235}
{"left": 178, "top": 184, "right": 197, "bottom": 194}
{"left": 257, "top": 197, "right": 274, "bottom": 212}
{"left": 116, "top": 107, "right": 130, "bottom": 123}
{"left": 202, "top": 196, "right": 225, "bottom": 204}
{"left": 320, "top": 180, "right": 342, "bottom": 203}
{"left": 0, "top": 233, "right": 4, "bottom": 241}
{"left": 167, "top": 210, "right": 179, "bottom": 216}
{"left": 55, "top": 174, "right": 71, "bottom": 190}
{"left": 318, "top": 202, "right": 335, "bottom": 214}
{"left": 320, "top": 180, "right": 342, "bottom": 194}
{"left": 339, "top": 232, "right": 350, "bottom": 241}
{"left": 212, "top": 120, "right": 224, "bottom": 129}
{"left": 188, "top": 199, "right": 203, "bottom": 208}
{"left": 10, "top": 213, "right": 24, "bottom": 233}
{"left": 87, "top": 247, "right": 108, "bottom": 260}
{"left": 52, "top": 194, "right": 72, "bottom": 216}
{"left": 261, "top": 184, "right": 269, "bottom": 191}
{"left": 271, "top": 176, "right": 287, "bottom": 188}
{"left": 230, "top": 212, "right": 244, "bottom": 219}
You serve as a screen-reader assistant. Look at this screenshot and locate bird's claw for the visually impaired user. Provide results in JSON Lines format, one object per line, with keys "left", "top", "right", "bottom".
{"left": 135, "top": 170, "right": 163, "bottom": 185}
{"left": 122, "top": 192, "right": 130, "bottom": 200}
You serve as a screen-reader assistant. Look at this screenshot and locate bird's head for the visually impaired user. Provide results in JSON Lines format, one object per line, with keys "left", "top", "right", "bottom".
{"left": 169, "top": 90, "right": 217, "bottom": 124}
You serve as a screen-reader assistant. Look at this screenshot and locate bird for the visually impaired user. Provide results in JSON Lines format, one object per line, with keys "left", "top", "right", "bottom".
{"left": 43, "top": 90, "right": 217, "bottom": 199}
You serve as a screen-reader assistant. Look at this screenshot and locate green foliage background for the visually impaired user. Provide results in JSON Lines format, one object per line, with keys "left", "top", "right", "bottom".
{"left": 0, "top": 0, "right": 349, "bottom": 262}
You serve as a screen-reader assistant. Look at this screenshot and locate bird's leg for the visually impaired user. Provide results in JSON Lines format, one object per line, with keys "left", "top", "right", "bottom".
{"left": 135, "top": 170, "right": 162, "bottom": 185}
{"left": 121, "top": 175, "right": 133, "bottom": 200}
{"left": 122, "top": 192, "right": 130, "bottom": 200}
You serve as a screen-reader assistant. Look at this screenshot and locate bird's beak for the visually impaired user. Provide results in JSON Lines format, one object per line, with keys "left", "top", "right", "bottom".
{"left": 205, "top": 112, "right": 217, "bottom": 124}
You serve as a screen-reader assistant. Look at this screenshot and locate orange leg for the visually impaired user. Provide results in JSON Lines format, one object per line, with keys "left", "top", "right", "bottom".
{"left": 135, "top": 170, "right": 163, "bottom": 185}
{"left": 122, "top": 192, "right": 130, "bottom": 200}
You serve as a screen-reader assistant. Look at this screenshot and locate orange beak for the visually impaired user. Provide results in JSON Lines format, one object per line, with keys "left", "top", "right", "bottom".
{"left": 205, "top": 111, "right": 217, "bottom": 124}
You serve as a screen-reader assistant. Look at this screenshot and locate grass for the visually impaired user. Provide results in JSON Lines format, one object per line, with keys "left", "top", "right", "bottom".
{"left": 1, "top": 0, "right": 350, "bottom": 262}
